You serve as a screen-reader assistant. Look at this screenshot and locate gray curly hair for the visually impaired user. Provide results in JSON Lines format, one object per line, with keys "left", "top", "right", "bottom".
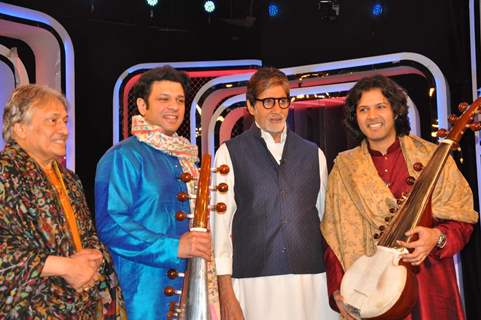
{"left": 2, "top": 84, "right": 68, "bottom": 143}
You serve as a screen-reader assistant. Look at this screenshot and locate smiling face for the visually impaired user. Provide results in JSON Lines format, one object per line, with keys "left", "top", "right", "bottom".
{"left": 247, "top": 84, "right": 289, "bottom": 143}
{"left": 13, "top": 98, "right": 68, "bottom": 168}
{"left": 137, "top": 80, "right": 185, "bottom": 136}
{"left": 356, "top": 88, "right": 397, "bottom": 153}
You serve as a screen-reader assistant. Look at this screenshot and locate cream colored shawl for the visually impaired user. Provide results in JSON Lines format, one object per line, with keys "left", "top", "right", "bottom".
{"left": 321, "top": 135, "right": 478, "bottom": 269}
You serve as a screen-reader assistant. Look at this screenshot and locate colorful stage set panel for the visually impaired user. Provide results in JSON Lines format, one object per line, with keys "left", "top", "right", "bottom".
{"left": 114, "top": 53, "right": 449, "bottom": 168}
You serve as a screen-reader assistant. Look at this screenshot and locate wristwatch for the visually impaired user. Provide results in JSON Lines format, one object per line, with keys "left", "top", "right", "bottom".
{"left": 436, "top": 232, "right": 447, "bottom": 249}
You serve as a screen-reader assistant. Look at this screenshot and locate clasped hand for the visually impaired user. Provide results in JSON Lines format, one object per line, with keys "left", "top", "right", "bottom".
{"left": 63, "top": 248, "right": 103, "bottom": 292}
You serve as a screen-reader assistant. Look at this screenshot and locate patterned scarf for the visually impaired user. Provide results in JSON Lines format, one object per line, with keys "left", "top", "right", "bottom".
{"left": 321, "top": 135, "right": 478, "bottom": 269}
{"left": 131, "top": 115, "right": 199, "bottom": 179}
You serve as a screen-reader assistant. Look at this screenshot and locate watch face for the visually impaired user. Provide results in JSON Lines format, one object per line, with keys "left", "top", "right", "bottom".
{"left": 437, "top": 233, "right": 447, "bottom": 249}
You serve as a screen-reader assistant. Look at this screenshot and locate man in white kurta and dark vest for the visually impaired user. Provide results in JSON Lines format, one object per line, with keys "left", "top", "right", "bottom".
{"left": 213, "top": 67, "right": 337, "bottom": 319}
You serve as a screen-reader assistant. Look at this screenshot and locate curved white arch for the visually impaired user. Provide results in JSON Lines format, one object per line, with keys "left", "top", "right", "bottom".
{"left": 112, "top": 60, "right": 262, "bottom": 143}
{"left": 0, "top": 44, "right": 30, "bottom": 148}
{"left": 190, "top": 72, "right": 254, "bottom": 144}
{"left": 0, "top": 2, "right": 76, "bottom": 169}
{"left": 206, "top": 82, "right": 422, "bottom": 158}
{"left": 0, "top": 61, "right": 15, "bottom": 149}
{"left": 191, "top": 52, "right": 450, "bottom": 151}
{"left": 0, "top": 44, "right": 30, "bottom": 85}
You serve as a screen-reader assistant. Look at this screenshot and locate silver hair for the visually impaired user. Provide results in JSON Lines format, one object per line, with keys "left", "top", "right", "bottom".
{"left": 2, "top": 84, "right": 68, "bottom": 143}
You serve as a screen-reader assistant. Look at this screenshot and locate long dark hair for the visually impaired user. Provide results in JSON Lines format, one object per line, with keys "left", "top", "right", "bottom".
{"left": 344, "top": 75, "right": 411, "bottom": 141}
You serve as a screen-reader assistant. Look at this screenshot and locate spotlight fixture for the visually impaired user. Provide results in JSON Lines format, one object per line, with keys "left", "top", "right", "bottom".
{"left": 146, "top": 0, "right": 158, "bottom": 7}
{"left": 268, "top": 2, "right": 280, "bottom": 17}
{"left": 317, "top": 0, "right": 340, "bottom": 21}
{"left": 146, "top": 0, "right": 158, "bottom": 18}
{"left": 371, "top": 3, "right": 383, "bottom": 16}
{"left": 204, "top": 0, "right": 216, "bottom": 13}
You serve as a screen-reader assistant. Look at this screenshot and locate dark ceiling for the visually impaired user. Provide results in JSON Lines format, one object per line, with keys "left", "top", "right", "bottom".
{"left": 0, "top": 0, "right": 478, "bottom": 204}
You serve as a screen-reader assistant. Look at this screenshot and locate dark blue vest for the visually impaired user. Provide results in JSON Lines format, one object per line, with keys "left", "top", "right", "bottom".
{"left": 226, "top": 126, "right": 325, "bottom": 278}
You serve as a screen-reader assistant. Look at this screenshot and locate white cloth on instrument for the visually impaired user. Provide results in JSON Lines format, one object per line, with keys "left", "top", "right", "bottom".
{"left": 213, "top": 125, "right": 338, "bottom": 320}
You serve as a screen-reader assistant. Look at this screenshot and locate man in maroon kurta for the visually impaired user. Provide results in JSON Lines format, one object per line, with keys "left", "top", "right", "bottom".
{"left": 321, "top": 75, "right": 478, "bottom": 319}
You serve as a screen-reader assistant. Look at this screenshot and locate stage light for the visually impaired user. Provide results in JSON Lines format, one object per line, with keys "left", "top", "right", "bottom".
{"left": 204, "top": 1, "right": 216, "bottom": 13}
{"left": 146, "top": 0, "right": 158, "bottom": 18}
{"left": 317, "top": 0, "right": 340, "bottom": 21}
{"left": 372, "top": 3, "right": 383, "bottom": 16}
{"left": 268, "top": 3, "right": 280, "bottom": 17}
{"left": 146, "top": 0, "right": 158, "bottom": 7}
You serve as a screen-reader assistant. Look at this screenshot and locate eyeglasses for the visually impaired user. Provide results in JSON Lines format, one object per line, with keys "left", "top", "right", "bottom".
{"left": 254, "top": 97, "right": 291, "bottom": 109}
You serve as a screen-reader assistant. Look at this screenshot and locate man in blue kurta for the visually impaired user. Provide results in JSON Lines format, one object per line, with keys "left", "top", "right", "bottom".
{"left": 95, "top": 66, "right": 212, "bottom": 319}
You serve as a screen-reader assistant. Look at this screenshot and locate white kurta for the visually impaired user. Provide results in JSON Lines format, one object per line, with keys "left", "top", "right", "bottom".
{"left": 213, "top": 126, "right": 338, "bottom": 320}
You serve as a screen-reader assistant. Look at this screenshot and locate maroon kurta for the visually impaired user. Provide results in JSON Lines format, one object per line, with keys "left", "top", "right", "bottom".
{"left": 324, "top": 139, "right": 473, "bottom": 319}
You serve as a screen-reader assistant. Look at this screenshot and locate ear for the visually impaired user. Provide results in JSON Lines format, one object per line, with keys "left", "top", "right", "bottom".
{"left": 246, "top": 100, "right": 256, "bottom": 116}
{"left": 12, "top": 122, "right": 27, "bottom": 140}
{"left": 137, "top": 98, "right": 147, "bottom": 116}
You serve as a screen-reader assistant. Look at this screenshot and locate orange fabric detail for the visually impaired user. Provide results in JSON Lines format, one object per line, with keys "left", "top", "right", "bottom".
{"left": 44, "top": 162, "right": 83, "bottom": 252}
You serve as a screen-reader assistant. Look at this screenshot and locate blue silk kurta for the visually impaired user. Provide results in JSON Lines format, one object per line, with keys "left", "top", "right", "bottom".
{"left": 95, "top": 136, "right": 191, "bottom": 319}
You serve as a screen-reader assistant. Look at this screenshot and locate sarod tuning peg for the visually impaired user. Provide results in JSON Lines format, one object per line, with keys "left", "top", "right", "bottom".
{"left": 436, "top": 128, "right": 448, "bottom": 138}
{"left": 164, "top": 286, "right": 182, "bottom": 296}
{"left": 176, "top": 192, "right": 195, "bottom": 202}
{"left": 211, "top": 202, "right": 227, "bottom": 213}
{"left": 167, "top": 301, "right": 182, "bottom": 320}
{"left": 469, "top": 122, "right": 481, "bottom": 131}
{"left": 168, "top": 301, "right": 181, "bottom": 313}
{"left": 175, "top": 210, "right": 193, "bottom": 221}
{"left": 167, "top": 269, "right": 185, "bottom": 279}
{"left": 217, "top": 182, "right": 228, "bottom": 192}
{"left": 179, "top": 172, "right": 194, "bottom": 183}
{"left": 458, "top": 102, "right": 469, "bottom": 113}
{"left": 448, "top": 114, "right": 458, "bottom": 125}
{"left": 213, "top": 164, "right": 230, "bottom": 175}
{"left": 167, "top": 312, "right": 179, "bottom": 319}
{"left": 167, "top": 302, "right": 182, "bottom": 320}
{"left": 210, "top": 182, "right": 228, "bottom": 193}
